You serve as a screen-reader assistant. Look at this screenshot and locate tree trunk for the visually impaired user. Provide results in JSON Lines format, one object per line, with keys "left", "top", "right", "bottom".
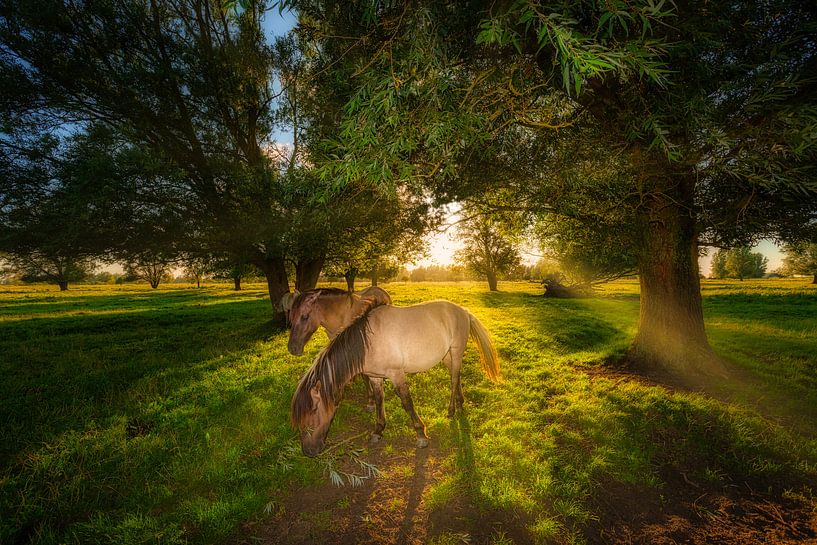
{"left": 150, "top": 280, "right": 160, "bottom": 289}
{"left": 630, "top": 196, "right": 726, "bottom": 379}
{"left": 812, "top": 274, "right": 816, "bottom": 284}
{"left": 234, "top": 277, "right": 242, "bottom": 291}
{"left": 295, "top": 256, "right": 325, "bottom": 291}
{"left": 344, "top": 267, "right": 358, "bottom": 292}
{"left": 258, "top": 257, "right": 289, "bottom": 327}
{"left": 58, "top": 281, "right": 68, "bottom": 291}
{"left": 371, "top": 265, "right": 379, "bottom": 287}
{"left": 486, "top": 270, "right": 498, "bottom": 291}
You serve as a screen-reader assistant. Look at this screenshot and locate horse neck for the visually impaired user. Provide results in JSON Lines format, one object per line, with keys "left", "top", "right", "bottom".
{"left": 319, "top": 293, "right": 359, "bottom": 336}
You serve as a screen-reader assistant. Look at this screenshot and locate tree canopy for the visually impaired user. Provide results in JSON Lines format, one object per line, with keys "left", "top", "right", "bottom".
{"left": 2, "top": 0, "right": 816, "bottom": 377}
{"left": 283, "top": 0, "right": 817, "bottom": 378}
{"left": 455, "top": 207, "right": 523, "bottom": 291}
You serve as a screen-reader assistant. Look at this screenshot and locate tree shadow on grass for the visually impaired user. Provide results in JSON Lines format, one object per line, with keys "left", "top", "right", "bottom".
{"left": 0, "top": 288, "right": 252, "bottom": 316}
{"left": 704, "top": 292, "right": 817, "bottom": 328}
{"left": 476, "top": 289, "right": 632, "bottom": 355}
{"left": 0, "top": 296, "right": 288, "bottom": 464}
{"left": 425, "top": 412, "right": 534, "bottom": 545}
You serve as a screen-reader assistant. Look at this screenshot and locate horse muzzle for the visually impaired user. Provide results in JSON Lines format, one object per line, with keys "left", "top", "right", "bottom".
{"left": 301, "top": 439, "right": 325, "bottom": 458}
{"left": 287, "top": 339, "right": 305, "bottom": 356}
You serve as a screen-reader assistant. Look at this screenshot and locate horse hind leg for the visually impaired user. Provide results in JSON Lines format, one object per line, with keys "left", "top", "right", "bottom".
{"left": 445, "top": 346, "right": 466, "bottom": 417}
{"left": 369, "top": 377, "right": 386, "bottom": 443}
{"left": 392, "top": 374, "right": 429, "bottom": 448}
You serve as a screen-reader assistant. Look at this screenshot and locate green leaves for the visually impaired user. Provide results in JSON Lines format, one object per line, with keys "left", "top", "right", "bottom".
{"left": 474, "top": 1, "right": 674, "bottom": 97}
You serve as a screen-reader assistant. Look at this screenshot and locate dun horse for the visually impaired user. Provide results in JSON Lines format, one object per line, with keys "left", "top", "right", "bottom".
{"left": 291, "top": 300, "right": 500, "bottom": 457}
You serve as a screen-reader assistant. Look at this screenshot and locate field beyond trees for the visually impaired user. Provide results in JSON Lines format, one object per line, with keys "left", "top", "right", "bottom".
{"left": 1, "top": 280, "right": 816, "bottom": 544}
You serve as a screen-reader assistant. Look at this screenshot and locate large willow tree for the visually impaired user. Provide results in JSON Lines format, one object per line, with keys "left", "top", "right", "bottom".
{"left": 287, "top": 0, "right": 817, "bottom": 377}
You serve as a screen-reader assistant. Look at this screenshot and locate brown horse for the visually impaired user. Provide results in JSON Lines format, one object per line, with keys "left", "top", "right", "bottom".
{"left": 285, "top": 286, "right": 392, "bottom": 355}
{"left": 291, "top": 300, "right": 500, "bottom": 457}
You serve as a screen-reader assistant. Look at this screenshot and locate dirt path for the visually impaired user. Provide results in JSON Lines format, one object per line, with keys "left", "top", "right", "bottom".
{"left": 232, "top": 428, "right": 816, "bottom": 544}
{"left": 232, "top": 432, "right": 532, "bottom": 545}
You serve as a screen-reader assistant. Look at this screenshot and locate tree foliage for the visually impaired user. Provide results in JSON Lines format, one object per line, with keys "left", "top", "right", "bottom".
{"left": 709, "top": 247, "right": 768, "bottom": 280}
{"left": 284, "top": 0, "right": 817, "bottom": 376}
{"left": 782, "top": 242, "right": 817, "bottom": 283}
{"left": 0, "top": 128, "right": 124, "bottom": 289}
{"left": 0, "top": 0, "right": 302, "bottom": 321}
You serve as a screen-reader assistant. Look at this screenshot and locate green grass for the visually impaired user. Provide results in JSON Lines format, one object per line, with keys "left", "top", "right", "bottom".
{"left": 1, "top": 279, "right": 816, "bottom": 544}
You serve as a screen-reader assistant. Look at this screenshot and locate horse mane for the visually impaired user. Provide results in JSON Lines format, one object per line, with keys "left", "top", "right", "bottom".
{"left": 290, "top": 287, "right": 352, "bottom": 315}
{"left": 290, "top": 300, "right": 378, "bottom": 428}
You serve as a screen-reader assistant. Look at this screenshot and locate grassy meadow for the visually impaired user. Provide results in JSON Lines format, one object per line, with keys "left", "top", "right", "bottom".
{"left": 1, "top": 279, "right": 816, "bottom": 544}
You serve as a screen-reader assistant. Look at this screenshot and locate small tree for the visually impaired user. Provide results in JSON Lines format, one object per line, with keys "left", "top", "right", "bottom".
{"left": 124, "top": 253, "right": 176, "bottom": 289}
{"left": 0, "top": 131, "right": 114, "bottom": 290}
{"left": 182, "top": 258, "right": 209, "bottom": 288}
{"left": 709, "top": 248, "right": 768, "bottom": 280}
{"left": 710, "top": 251, "right": 728, "bottom": 279}
{"left": 455, "top": 211, "right": 522, "bottom": 291}
{"left": 209, "top": 257, "right": 259, "bottom": 291}
{"left": 12, "top": 254, "right": 94, "bottom": 291}
{"left": 782, "top": 243, "right": 817, "bottom": 284}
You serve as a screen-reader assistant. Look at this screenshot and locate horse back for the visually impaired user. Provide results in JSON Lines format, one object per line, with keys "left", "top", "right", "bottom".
{"left": 364, "top": 301, "right": 469, "bottom": 374}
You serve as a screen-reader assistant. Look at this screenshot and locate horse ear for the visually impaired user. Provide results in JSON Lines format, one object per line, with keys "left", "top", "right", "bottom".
{"left": 280, "top": 292, "right": 293, "bottom": 312}
{"left": 311, "top": 380, "right": 322, "bottom": 404}
{"left": 293, "top": 289, "right": 300, "bottom": 298}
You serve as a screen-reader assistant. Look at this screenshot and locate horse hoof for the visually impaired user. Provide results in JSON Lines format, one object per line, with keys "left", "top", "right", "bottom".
{"left": 416, "top": 438, "right": 429, "bottom": 449}
{"left": 369, "top": 433, "right": 382, "bottom": 444}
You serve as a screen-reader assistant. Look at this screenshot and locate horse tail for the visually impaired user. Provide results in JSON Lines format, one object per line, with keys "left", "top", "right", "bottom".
{"left": 467, "top": 313, "right": 501, "bottom": 383}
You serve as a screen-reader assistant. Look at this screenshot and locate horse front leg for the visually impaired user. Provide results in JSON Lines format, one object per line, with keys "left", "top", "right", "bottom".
{"left": 364, "top": 376, "right": 376, "bottom": 412}
{"left": 392, "top": 375, "right": 429, "bottom": 449}
{"left": 369, "top": 377, "right": 386, "bottom": 443}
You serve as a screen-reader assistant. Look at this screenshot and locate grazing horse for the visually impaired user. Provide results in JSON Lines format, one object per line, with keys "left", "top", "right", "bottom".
{"left": 284, "top": 286, "right": 392, "bottom": 354}
{"left": 291, "top": 300, "right": 500, "bottom": 457}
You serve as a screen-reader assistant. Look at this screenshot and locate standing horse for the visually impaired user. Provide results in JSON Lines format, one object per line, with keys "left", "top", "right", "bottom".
{"left": 291, "top": 300, "right": 500, "bottom": 457}
{"left": 284, "top": 286, "right": 392, "bottom": 354}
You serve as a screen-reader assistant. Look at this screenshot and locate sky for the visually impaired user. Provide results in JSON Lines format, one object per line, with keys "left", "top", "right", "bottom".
{"left": 259, "top": 8, "right": 786, "bottom": 276}
{"left": 416, "top": 222, "right": 784, "bottom": 275}
{"left": 262, "top": 7, "right": 298, "bottom": 146}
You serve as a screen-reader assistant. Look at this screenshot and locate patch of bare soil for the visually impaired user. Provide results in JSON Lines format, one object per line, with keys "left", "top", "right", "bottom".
{"left": 588, "top": 472, "right": 817, "bottom": 545}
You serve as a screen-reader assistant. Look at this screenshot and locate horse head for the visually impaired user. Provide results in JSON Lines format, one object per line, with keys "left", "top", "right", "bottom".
{"left": 287, "top": 290, "right": 323, "bottom": 356}
{"left": 290, "top": 307, "right": 373, "bottom": 457}
{"left": 291, "top": 368, "right": 337, "bottom": 457}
